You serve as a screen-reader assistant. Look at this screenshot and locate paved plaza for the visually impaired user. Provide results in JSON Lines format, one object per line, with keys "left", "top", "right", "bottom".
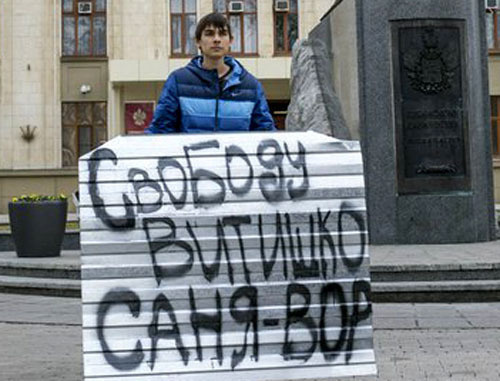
{"left": 0, "top": 294, "right": 500, "bottom": 380}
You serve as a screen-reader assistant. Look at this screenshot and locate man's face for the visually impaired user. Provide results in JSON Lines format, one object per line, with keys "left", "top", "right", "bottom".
{"left": 196, "top": 25, "right": 233, "bottom": 60}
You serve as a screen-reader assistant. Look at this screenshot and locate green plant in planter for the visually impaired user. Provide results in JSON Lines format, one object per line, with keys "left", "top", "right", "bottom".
{"left": 11, "top": 193, "right": 67, "bottom": 203}
{"left": 9, "top": 193, "right": 68, "bottom": 257}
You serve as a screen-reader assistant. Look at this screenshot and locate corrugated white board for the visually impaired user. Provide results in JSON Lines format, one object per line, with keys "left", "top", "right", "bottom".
{"left": 79, "top": 131, "right": 377, "bottom": 380}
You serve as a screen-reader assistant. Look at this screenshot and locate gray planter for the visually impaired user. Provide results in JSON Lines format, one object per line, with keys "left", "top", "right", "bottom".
{"left": 8, "top": 200, "right": 68, "bottom": 257}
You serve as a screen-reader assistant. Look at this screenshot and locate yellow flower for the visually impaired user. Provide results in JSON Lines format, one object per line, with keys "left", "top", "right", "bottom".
{"left": 12, "top": 197, "right": 18, "bottom": 202}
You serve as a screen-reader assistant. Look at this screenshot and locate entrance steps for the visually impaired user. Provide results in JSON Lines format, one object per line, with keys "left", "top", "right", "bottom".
{"left": 0, "top": 243, "right": 500, "bottom": 302}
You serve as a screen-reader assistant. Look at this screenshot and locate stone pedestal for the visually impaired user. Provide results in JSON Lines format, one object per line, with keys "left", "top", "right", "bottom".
{"left": 310, "top": 0, "right": 496, "bottom": 244}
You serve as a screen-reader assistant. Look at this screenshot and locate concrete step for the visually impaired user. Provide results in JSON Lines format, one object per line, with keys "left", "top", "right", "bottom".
{"left": 372, "top": 280, "right": 500, "bottom": 303}
{"left": 0, "top": 250, "right": 500, "bottom": 301}
{"left": 1, "top": 275, "right": 498, "bottom": 302}
{"left": 371, "top": 263, "right": 500, "bottom": 282}
{"left": 0, "top": 275, "right": 80, "bottom": 298}
{"left": 370, "top": 262, "right": 500, "bottom": 302}
{"left": 0, "top": 251, "right": 80, "bottom": 281}
{"left": 0, "top": 261, "right": 80, "bottom": 280}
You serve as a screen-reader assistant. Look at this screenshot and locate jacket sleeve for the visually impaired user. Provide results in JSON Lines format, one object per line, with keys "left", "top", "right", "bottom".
{"left": 145, "top": 74, "right": 180, "bottom": 134}
{"left": 249, "top": 82, "right": 276, "bottom": 131}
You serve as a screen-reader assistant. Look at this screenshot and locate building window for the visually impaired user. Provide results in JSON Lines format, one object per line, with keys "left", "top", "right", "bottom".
{"left": 214, "top": 0, "right": 258, "bottom": 55}
{"left": 62, "top": 0, "right": 107, "bottom": 57}
{"left": 171, "top": 0, "right": 197, "bottom": 56}
{"left": 274, "top": 0, "right": 298, "bottom": 54}
{"left": 492, "top": 97, "right": 500, "bottom": 156}
{"left": 486, "top": 6, "right": 500, "bottom": 50}
{"left": 62, "top": 102, "right": 107, "bottom": 167}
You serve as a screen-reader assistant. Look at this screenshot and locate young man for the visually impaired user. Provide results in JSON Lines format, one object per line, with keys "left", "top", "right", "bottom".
{"left": 146, "top": 12, "right": 275, "bottom": 134}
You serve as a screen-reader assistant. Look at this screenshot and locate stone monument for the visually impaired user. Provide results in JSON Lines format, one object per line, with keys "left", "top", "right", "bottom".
{"left": 291, "top": 0, "right": 496, "bottom": 244}
{"left": 285, "top": 39, "right": 350, "bottom": 139}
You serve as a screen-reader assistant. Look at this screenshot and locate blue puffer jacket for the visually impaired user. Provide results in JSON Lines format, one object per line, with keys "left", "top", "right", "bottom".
{"left": 145, "top": 56, "right": 275, "bottom": 134}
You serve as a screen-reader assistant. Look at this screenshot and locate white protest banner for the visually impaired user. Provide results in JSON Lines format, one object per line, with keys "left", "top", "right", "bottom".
{"left": 79, "top": 131, "right": 377, "bottom": 380}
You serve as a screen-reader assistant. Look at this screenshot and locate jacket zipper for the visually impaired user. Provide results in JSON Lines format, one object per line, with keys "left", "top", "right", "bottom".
{"left": 215, "top": 95, "right": 220, "bottom": 131}
{"left": 215, "top": 82, "right": 223, "bottom": 131}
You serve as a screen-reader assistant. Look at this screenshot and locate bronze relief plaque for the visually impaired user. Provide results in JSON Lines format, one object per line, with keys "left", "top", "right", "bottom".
{"left": 392, "top": 19, "right": 470, "bottom": 194}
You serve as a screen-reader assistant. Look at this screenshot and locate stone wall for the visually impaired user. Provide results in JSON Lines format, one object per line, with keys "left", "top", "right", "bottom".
{"left": 0, "top": 0, "right": 60, "bottom": 170}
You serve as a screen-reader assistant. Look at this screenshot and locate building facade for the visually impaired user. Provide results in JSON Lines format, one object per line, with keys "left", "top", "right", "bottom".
{"left": 0, "top": 0, "right": 332, "bottom": 213}
{"left": 0, "top": 0, "right": 499, "bottom": 213}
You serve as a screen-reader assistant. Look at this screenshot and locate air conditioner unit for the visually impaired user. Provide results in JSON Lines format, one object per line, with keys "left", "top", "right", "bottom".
{"left": 275, "top": 0, "right": 290, "bottom": 12}
{"left": 486, "top": 0, "right": 499, "bottom": 9}
{"left": 78, "top": 1, "right": 92, "bottom": 14}
{"left": 229, "top": 1, "right": 244, "bottom": 13}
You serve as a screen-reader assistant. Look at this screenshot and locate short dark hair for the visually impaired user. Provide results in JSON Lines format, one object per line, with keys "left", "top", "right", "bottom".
{"left": 195, "top": 12, "right": 232, "bottom": 41}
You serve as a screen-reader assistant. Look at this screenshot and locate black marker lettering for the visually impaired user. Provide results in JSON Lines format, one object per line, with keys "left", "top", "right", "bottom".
{"left": 184, "top": 140, "right": 225, "bottom": 207}
{"left": 186, "top": 221, "right": 221, "bottom": 283}
{"left": 282, "top": 283, "right": 317, "bottom": 362}
{"left": 229, "top": 286, "right": 259, "bottom": 370}
{"left": 189, "top": 287, "right": 223, "bottom": 365}
{"left": 291, "top": 214, "right": 320, "bottom": 278}
{"left": 346, "top": 280, "right": 372, "bottom": 363}
{"left": 338, "top": 202, "right": 366, "bottom": 270}
{"left": 149, "top": 293, "right": 189, "bottom": 369}
{"left": 226, "top": 144, "right": 253, "bottom": 196}
{"left": 259, "top": 212, "right": 288, "bottom": 280}
{"left": 223, "top": 215, "right": 252, "bottom": 284}
{"left": 285, "top": 142, "right": 309, "bottom": 199}
{"left": 143, "top": 217, "right": 194, "bottom": 286}
{"left": 88, "top": 148, "right": 135, "bottom": 229}
{"left": 157, "top": 156, "right": 188, "bottom": 210}
{"left": 320, "top": 282, "right": 348, "bottom": 362}
{"left": 257, "top": 139, "right": 285, "bottom": 202}
{"left": 317, "top": 209, "right": 336, "bottom": 278}
{"left": 216, "top": 218, "right": 234, "bottom": 284}
{"left": 97, "top": 288, "right": 144, "bottom": 371}
{"left": 128, "top": 168, "right": 162, "bottom": 214}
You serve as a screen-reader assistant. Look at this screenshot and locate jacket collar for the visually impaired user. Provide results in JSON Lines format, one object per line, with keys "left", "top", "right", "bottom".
{"left": 189, "top": 56, "right": 243, "bottom": 89}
